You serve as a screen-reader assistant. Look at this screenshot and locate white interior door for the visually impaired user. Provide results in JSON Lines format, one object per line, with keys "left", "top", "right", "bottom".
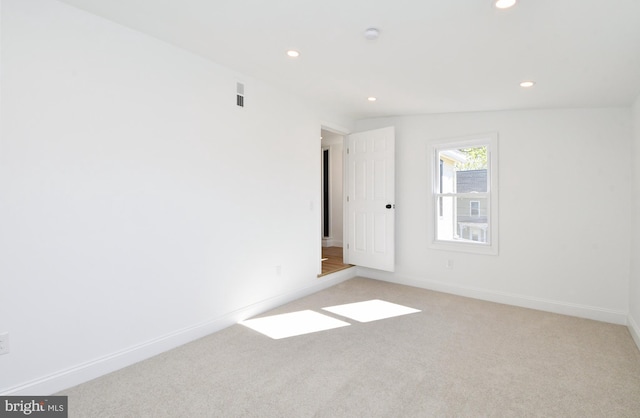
{"left": 345, "top": 126, "right": 395, "bottom": 272}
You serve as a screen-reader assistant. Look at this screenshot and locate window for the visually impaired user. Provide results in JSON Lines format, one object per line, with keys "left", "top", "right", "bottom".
{"left": 470, "top": 201, "right": 480, "bottom": 217}
{"left": 429, "top": 134, "right": 498, "bottom": 254}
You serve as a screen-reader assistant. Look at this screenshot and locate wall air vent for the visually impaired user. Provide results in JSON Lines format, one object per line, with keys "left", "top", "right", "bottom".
{"left": 236, "top": 82, "right": 245, "bottom": 107}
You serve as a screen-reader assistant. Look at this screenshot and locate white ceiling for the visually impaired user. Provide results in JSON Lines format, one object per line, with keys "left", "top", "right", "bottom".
{"left": 58, "top": 0, "right": 640, "bottom": 120}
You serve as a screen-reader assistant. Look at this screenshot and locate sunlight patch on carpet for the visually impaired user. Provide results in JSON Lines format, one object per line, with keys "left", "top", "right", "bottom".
{"left": 240, "top": 310, "right": 351, "bottom": 339}
{"left": 322, "top": 299, "right": 421, "bottom": 323}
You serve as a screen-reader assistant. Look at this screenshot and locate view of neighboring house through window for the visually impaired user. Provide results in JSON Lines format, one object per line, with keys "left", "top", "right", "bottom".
{"left": 430, "top": 134, "right": 498, "bottom": 254}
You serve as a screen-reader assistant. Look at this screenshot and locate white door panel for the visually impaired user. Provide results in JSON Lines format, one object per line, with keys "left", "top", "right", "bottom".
{"left": 345, "top": 126, "right": 395, "bottom": 272}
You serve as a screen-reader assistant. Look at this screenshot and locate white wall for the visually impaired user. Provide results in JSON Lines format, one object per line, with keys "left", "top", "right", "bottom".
{"left": 0, "top": 0, "right": 354, "bottom": 394}
{"left": 321, "top": 132, "right": 344, "bottom": 246}
{"left": 355, "top": 108, "right": 632, "bottom": 324}
{"left": 630, "top": 95, "right": 640, "bottom": 348}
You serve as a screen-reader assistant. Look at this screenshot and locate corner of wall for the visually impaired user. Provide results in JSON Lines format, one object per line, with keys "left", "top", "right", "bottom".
{"left": 631, "top": 93, "right": 640, "bottom": 352}
{"left": 629, "top": 314, "right": 640, "bottom": 353}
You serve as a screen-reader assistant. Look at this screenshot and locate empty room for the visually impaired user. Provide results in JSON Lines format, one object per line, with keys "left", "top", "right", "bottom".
{"left": 1, "top": 0, "right": 640, "bottom": 416}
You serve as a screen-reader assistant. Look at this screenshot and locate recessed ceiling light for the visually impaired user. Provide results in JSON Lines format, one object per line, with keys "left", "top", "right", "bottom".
{"left": 367, "top": 97, "right": 377, "bottom": 102}
{"left": 286, "top": 50, "right": 300, "bottom": 58}
{"left": 495, "top": 0, "right": 516, "bottom": 9}
{"left": 520, "top": 81, "right": 535, "bottom": 88}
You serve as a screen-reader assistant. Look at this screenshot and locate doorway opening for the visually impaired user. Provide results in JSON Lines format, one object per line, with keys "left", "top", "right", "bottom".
{"left": 319, "top": 128, "right": 353, "bottom": 276}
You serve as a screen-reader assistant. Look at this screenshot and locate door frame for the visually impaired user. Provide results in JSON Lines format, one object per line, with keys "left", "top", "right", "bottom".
{"left": 319, "top": 123, "right": 350, "bottom": 276}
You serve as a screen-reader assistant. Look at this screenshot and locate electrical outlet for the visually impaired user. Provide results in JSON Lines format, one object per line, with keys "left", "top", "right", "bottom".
{"left": 446, "top": 259, "right": 454, "bottom": 269}
{"left": 0, "top": 332, "right": 9, "bottom": 355}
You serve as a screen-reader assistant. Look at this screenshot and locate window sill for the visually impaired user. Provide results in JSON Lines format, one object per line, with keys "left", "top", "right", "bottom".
{"left": 430, "top": 240, "right": 498, "bottom": 255}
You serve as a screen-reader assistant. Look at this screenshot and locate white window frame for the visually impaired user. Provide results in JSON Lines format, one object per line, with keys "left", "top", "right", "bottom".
{"left": 428, "top": 133, "right": 499, "bottom": 255}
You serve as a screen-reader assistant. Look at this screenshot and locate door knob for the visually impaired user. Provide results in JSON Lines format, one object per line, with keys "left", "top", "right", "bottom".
{"left": 386, "top": 204, "right": 393, "bottom": 209}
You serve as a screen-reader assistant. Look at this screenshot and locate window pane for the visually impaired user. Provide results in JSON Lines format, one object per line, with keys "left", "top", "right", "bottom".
{"left": 457, "top": 196, "right": 489, "bottom": 243}
{"left": 437, "top": 196, "right": 489, "bottom": 243}
{"left": 436, "top": 196, "right": 456, "bottom": 241}
{"left": 438, "top": 146, "right": 488, "bottom": 193}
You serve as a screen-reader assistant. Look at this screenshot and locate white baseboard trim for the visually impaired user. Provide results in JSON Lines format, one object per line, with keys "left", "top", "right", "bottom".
{"left": 357, "top": 268, "right": 628, "bottom": 325}
{"left": 1, "top": 271, "right": 355, "bottom": 396}
{"left": 628, "top": 314, "right": 640, "bottom": 352}
{"left": 322, "top": 239, "right": 343, "bottom": 248}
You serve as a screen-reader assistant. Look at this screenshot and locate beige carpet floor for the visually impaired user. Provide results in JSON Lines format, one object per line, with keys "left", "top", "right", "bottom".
{"left": 59, "top": 277, "right": 640, "bottom": 417}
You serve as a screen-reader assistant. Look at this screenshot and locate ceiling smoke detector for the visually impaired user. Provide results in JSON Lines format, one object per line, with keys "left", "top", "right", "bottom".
{"left": 364, "top": 28, "right": 380, "bottom": 40}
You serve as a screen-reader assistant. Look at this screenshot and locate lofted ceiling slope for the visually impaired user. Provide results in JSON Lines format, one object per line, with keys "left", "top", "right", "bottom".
{"left": 57, "top": 0, "right": 640, "bottom": 120}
